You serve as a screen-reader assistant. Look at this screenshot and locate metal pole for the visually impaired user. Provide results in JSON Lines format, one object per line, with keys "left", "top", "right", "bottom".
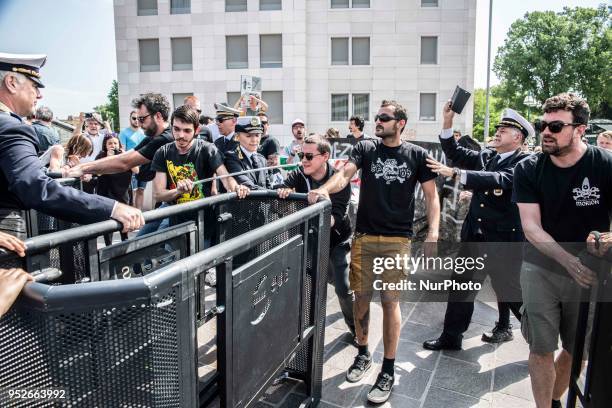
{"left": 483, "top": 0, "right": 494, "bottom": 141}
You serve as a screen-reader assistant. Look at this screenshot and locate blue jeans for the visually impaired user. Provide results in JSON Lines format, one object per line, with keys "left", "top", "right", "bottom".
{"left": 136, "top": 202, "right": 170, "bottom": 237}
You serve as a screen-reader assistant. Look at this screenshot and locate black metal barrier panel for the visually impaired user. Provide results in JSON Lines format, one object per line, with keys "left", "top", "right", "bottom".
{"left": 0, "top": 191, "right": 331, "bottom": 408}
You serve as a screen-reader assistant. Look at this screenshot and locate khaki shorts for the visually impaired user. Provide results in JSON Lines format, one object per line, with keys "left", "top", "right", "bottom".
{"left": 349, "top": 233, "right": 411, "bottom": 292}
{"left": 520, "top": 261, "right": 591, "bottom": 355}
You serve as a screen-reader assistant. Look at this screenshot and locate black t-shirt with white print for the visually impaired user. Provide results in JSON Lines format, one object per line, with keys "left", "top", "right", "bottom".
{"left": 512, "top": 145, "right": 612, "bottom": 274}
{"left": 349, "top": 139, "right": 436, "bottom": 237}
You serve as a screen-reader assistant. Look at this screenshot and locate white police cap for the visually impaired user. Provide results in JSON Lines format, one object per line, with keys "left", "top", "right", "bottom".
{"left": 0, "top": 52, "right": 47, "bottom": 88}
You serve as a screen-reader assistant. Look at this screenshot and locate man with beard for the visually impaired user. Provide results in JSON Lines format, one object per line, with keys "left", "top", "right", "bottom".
{"left": 307, "top": 100, "right": 440, "bottom": 404}
{"left": 423, "top": 104, "right": 532, "bottom": 351}
{"left": 0, "top": 53, "right": 143, "bottom": 238}
{"left": 277, "top": 135, "right": 355, "bottom": 342}
{"left": 284, "top": 118, "right": 305, "bottom": 164}
{"left": 66, "top": 93, "right": 174, "bottom": 181}
{"left": 513, "top": 93, "right": 612, "bottom": 408}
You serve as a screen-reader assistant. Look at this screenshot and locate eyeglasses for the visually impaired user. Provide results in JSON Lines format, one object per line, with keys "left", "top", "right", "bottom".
{"left": 137, "top": 114, "right": 151, "bottom": 123}
{"left": 534, "top": 119, "right": 582, "bottom": 134}
{"left": 261, "top": 121, "right": 268, "bottom": 125}
{"left": 130, "top": 117, "right": 138, "bottom": 121}
{"left": 298, "top": 152, "right": 323, "bottom": 161}
{"left": 216, "top": 117, "right": 232, "bottom": 123}
{"left": 374, "top": 114, "right": 397, "bottom": 123}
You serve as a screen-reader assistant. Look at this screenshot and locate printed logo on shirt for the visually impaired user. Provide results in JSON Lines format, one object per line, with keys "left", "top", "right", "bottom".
{"left": 166, "top": 160, "right": 203, "bottom": 203}
{"left": 371, "top": 158, "right": 412, "bottom": 184}
{"left": 572, "top": 177, "right": 600, "bottom": 207}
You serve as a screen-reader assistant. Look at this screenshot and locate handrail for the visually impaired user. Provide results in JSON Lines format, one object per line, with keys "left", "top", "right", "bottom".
{"left": 0, "top": 191, "right": 312, "bottom": 262}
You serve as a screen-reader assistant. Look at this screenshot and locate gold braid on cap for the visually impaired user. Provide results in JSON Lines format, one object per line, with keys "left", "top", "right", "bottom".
{"left": 498, "top": 120, "right": 524, "bottom": 130}
{"left": 12, "top": 67, "right": 40, "bottom": 78}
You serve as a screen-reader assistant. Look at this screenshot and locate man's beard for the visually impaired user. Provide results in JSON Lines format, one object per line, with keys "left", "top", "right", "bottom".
{"left": 144, "top": 121, "right": 159, "bottom": 137}
{"left": 542, "top": 135, "right": 574, "bottom": 156}
{"left": 375, "top": 124, "right": 397, "bottom": 139}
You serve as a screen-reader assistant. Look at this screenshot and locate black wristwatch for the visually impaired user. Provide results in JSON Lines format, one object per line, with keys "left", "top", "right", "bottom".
{"left": 452, "top": 167, "right": 461, "bottom": 180}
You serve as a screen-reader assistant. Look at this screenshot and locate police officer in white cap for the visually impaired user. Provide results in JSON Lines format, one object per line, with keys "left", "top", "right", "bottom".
{"left": 0, "top": 52, "right": 143, "bottom": 239}
{"left": 423, "top": 101, "right": 533, "bottom": 351}
{"left": 213, "top": 102, "right": 241, "bottom": 155}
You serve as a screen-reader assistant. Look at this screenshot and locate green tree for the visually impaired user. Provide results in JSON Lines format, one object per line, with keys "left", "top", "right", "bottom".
{"left": 93, "top": 80, "right": 120, "bottom": 131}
{"left": 493, "top": 5, "right": 611, "bottom": 118}
{"left": 472, "top": 87, "right": 504, "bottom": 141}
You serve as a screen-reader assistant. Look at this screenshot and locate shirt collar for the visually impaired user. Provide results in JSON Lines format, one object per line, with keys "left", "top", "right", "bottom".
{"left": 497, "top": 150, "right": 515, "bottom": 162}
{"left": 225, "top": 131, "right": 235, "bottom": 141}
{"left": 240, "top": 145, "right": 254, "bottom": 160}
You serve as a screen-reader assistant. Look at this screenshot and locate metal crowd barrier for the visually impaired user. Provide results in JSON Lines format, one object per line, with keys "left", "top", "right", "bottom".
{"left": 0, "top": 191, "right": 331, "bottom": 408}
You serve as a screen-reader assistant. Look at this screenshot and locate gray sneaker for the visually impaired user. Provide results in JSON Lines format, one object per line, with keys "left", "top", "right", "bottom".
{"left": 367, "top": 372, "right": 394, "bottom": 404}
{"left": 346, "top": 354, "right": 372, "bottom": 383}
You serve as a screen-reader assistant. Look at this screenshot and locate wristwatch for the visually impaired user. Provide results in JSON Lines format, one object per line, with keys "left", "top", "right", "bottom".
{"left": 452, "top": 167, "right": 461, "bottom": 180}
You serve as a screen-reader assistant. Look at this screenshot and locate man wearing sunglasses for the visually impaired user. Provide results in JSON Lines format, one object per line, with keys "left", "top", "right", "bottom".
{"left": 308, "top": 100, "right": 440, "bottom": 404}
{"left": 423, "top": 103, "right": 533, "bottom": 353}
{"left": 277, "top": 135, "right": 355, "bottom": 342}
{"left": 212, "top": 103, "right": 240, "bottom": 155}
{"left": 119, "top": 110, "right": 146, "bottom": 209}
{"left": 513, "top": 93, "right": 612, "bottom": 408}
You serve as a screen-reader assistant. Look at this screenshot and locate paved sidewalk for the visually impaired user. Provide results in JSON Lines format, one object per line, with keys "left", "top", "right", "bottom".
{"left": 256, "top": 284, "right": 536, "bottom": 408}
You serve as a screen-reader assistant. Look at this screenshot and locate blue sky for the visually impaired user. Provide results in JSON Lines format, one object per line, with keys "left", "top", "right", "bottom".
{"left": 0, "top": 0, "right": 605, "bottom": 118}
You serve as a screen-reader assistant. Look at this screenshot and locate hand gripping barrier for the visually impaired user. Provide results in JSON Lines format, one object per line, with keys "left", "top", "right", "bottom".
{"left": 0, "top": 191, "right": 331, "bottom": 408}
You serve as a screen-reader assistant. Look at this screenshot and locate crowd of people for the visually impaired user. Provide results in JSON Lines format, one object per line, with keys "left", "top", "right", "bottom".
{"left": 0, "top": 52, "right": 611, "bottom": 406}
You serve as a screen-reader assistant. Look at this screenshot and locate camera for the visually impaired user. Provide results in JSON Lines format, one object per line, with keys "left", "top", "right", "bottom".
{"left": 114, "top": 148, "right": 122, "bottom": 155}
{"left": 84, "top": 112, "right": 93, "bottom": 119}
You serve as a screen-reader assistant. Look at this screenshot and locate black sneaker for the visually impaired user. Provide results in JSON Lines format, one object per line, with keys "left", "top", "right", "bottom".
{"left": 346, "top": 354, "right": 372, "bottom": 383}
{"left": 482, "top": 322, "right": 514, "bottom": 343}
{"left": 367, "top": 372, "right": 395, "bottom": 404}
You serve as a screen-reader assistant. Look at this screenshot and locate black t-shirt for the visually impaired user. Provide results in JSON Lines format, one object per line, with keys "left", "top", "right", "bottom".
{"left": 135, "top": 127, "right": 174, "bottom": 161}
{"left": 350, "top": 139, "right": 436, "bottom": 237}
{"left": 95, "top": 151, "right": 132, "bottom": 204}
{"left": 151, "top": 139, "right": 224, "bottom": 203}
{"left": 513, "top": 146, "right": 612, "bottom": 273}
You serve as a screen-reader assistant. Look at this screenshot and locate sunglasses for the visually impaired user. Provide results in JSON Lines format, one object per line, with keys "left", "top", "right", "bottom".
{"left": 374, "top": 114, "right": 397, "bottom": 123}
{"left": 298, "top": 152, "right": 323, "bottom": 161}
{"left": 534, "top": 119, "right": 581, "bottom": 134}
{"left": 261, "top": 121, "right": 268, "bottom": 125}
{"left": 137, "top": 113, "right": 151, "bottom": 123}
{"left": 196, "top": 109, "right": 202, "bottom": 114}
{"left": 216, "top": 117, "right": 232, "bottom": 123}
{"left": 130, "top": 116, "right": 138, "bottom": 121}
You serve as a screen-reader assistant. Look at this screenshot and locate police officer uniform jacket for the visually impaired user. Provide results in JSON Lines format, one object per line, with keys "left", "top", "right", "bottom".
{"left": 0, "top": 110, "right": 115, "bottom": 224}
{"left": 224, "top": 145, "right": 269, "bottom": 190}
{"left": 439, "top": 134, "right": 530, "bottom": 242}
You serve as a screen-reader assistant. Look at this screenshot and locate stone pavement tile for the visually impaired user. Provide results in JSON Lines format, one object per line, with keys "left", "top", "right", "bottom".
{"left": 375, "top": 339, "right": 438, "bottom": 372}
{"left": 275, "top": 392, "right": 309, "bottom": 408}
{"left": 422, "top": 386, "right": 490, "bottom": 408}
{"left": 352, "top": 386, "right": 421, "bottom": 408}
{"left": 325, "top": 325, "right": 351, "bottom": 355}
{"left": 399, "top": 301, "right": 417, "bottom": 322}
{"left": 407, "top": 301, "right": 449, "bottom": 326}
{"left": 321, "top": 368, "right": 365, "bottom": 407}
{"left": 260, "top": 378, "right": 300, "bottom": 404}
{"left": 399, "top": 321, "right": 445, "bottom": 346}
{"left": 491, "top": 392, "right": 536, "bottom": 408}
{"left": 494, "top": 329, "right": 529, "bottom": 366}
{"left": 324, "top": 340, "right": 362, "bottom": 373}
{"left": 442, "top": 336, "right": 495, "bottom": 369}
{"left": 432, "top": 356, "right": 493, "bottom": 401}
{"left": 493, "top": 362, "right": 534, "bottom": 402}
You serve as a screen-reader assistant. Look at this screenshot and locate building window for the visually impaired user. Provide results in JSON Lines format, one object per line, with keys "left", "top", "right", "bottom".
{"left": 139, "top": 39, "right": 160, "bottom": 72}
{"left": 226, "top": 0, "right": 247, "bottom": 12}
{"left": 420, "top": 93, "right": 436, "bottom": 121}
{"left": 353, "top": 94, "right": 370, "bottom": 121}
{"left": 226, "top": 35, "right": 248, "bottom": 69}
{"left": 331, "top": 94, "right": 349, "bottom": 121}
{"left": 421, "top": 0, "right": 439, "bottom": 7}
{"left": 226, "top": 92, "right": 241, "bottom": 107}
{"left": 170, "top": 0, "right": 190, "bottom": 14}
{"left": 352, "top": 37, "right": 370, "bottom": 65}
{"left": 260, "top": 34, "right": 282, "bottom": 68}
{"left": 420, "top": 36, "right": 438, "bottom": 64}
{"left": 260, "top": 0, "right": 281, "bottom": 10}
{"left": 171, "top": 38, "right": 192, "bottom": 71}
{"left": 330, "top": 0, "right": 369, "bottom": 8}
{"left": 137, "top": 0, "right": 158, "bottom": 16}
{"left": 173, "top": 93, "right": 193, "bottom": 110}
{"left": 352, "top": 0, "right": 370, "bottom": 7}
{"left": 262, "top": 91, "right": 283, "bottom": 124}
{"left": 331, "top": 38, "right": 349, "bottom": 65}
